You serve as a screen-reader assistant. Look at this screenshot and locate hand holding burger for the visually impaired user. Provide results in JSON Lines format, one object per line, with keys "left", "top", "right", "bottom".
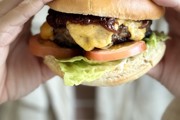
{"left": 0, "top": 0, "right": 53, "bottom": 103}
{"left": 0, "top": 0, "right": 179, "bottom": 104}
{"left": 149, "top": 0, "right": 180, "bottom": 96}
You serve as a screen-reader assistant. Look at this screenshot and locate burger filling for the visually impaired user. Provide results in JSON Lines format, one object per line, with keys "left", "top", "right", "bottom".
{"left": 40, "top": 9, "right": 152, "bottom": 51}
{"left": 36, "top": 9, "right": 168, "bottom": 86}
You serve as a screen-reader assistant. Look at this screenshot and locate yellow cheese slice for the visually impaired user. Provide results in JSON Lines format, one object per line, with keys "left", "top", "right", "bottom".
{"left": 66, "top": 21, "right": 114, "bottom": 51}
{"left": 118, "top": 20, "right": 146, "bottom": 41}
{"left": 40, "top": 22, "right": 54, "bottom": 40}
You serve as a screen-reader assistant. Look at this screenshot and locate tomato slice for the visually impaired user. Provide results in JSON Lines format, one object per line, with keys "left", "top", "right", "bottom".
{"left": 29, "top": 35, "right": 82, "bottom": 59}
{"left": 85, "top": 41, "right": 147, "bottom": 62}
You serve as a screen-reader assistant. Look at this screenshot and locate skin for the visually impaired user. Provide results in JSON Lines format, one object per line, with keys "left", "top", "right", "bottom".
{"left": 0, "top": 0, "right": 179, "bottom": 103}
{"left": 149, "top": 0, "right": 180, "bottom": 96}
{"left": 0, "top": 0, "right": 54, "bottom": 103}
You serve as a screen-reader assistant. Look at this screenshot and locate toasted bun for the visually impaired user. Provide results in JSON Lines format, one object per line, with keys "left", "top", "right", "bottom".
{"left": 48, "top": 0, "right": 165, "bottom": 20}
{"left": 44, "top": 41, "right": 166, "bottom": 86}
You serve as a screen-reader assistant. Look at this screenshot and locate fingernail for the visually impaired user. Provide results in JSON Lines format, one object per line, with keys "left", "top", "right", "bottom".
{"left": 153, "top": 0, "right": 179, "bottom": 8}
{"left": 45, "top": 0, "right": 53, "bottom": 3}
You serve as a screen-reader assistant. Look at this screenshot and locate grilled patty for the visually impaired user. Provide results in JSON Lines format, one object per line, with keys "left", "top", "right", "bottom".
{"left": 47, "top": 9, "right": 152, "bottom": 48}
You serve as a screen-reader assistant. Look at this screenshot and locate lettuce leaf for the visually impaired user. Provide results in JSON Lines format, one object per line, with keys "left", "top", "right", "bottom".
{"left": 144, "top": 32, "right": 169, "bottom": 47}
{"left": 55, "top": 56, "right": 120, "bottom": 86}
{"left": 54, "top": 32, "right": 168, "bottom": 86}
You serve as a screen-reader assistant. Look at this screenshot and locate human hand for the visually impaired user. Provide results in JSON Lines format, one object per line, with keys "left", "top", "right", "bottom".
{"left": 0, "top": 0, "right": 54, "bottom": 103}
{"left": 149, "top": 0, "right": 180, "bottom": 96}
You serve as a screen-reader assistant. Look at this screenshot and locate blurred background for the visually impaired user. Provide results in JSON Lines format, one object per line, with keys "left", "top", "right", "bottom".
{"left": 0, "top": 6, "right": 174, "bottom": 120}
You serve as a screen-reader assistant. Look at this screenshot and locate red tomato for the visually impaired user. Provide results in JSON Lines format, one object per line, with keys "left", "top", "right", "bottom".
{"left": 29, "top": 35, "right": 82, "bottom": 59}
{"left": 85, "top": 41, "right": 147, "bottom": 62}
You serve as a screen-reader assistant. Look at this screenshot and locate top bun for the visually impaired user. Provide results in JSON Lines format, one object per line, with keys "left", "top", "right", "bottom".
{"left": 48, "top": 0, "right": 165, "bottom": 20}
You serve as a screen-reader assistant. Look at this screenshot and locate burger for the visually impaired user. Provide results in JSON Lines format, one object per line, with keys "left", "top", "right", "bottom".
{"left": 29, "top": 0, "right": 168, "bottom": 86}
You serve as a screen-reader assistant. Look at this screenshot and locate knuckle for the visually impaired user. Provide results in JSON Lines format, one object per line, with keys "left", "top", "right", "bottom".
{"left": 18, "top": 0, "right": 45, "bottom": 21}
{"left": 0, "top": 26, "right": 22, "bottom": 47}
{"left": 0, "top": 32, "right": 12, "bottom": 47}
{"left": 175, "top": 1, "right": 180, "bottom": 12}
{"left": 0, "top": 46, "right": 9, "bottom": 65}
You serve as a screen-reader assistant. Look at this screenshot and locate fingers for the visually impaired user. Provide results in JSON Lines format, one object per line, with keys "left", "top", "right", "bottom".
{"left": 0, "top": 0, "right": 52, "bottom": 47}
{"left": 153, "top": 0, "right": 180, "bottom": 12}
{"left": 152, "top": 0, "right": 180, "bottom": 37}
{"left": 0, "top": 0, "right": 22, "bottom": 16}
{"left": 1, "top": 0, "right": 52, "bottom": 26}
{"left": 0, "top": 46, "right": 9, "bottom": 66}
{"left": 165, "top": 8, "right": 180, "bottom": 38}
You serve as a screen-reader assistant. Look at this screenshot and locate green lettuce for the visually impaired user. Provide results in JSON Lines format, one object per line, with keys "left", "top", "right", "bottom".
{"left": 54, "top": 32, "right": 168, "bottom": 86}
{"left": 144, "top": 32, "right": 169, "bottom": 48}
{"left": 55, "top": 57, "right": 120, "bottom": 86}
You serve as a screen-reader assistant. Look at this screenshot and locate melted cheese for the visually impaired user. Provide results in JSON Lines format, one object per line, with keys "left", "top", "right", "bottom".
{"left": 117, "top": 20, "right": 146, "bottom": 41}
{"left": 40, "top": 22, "right": 54, "bottom": 40}
{"left": 66, "top": 21, "right": 113, "bottom": 51}
{"left": 40, "top": 20, "right": 146, "bottom": 51}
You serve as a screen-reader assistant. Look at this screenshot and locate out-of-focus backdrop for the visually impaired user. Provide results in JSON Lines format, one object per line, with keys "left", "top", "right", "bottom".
{"left": 0, "top": 6, "right": 174, "bottom": 120}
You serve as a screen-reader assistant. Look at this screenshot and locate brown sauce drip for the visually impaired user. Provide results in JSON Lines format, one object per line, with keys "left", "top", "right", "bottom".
{"left": 47, "top": 9, "right": 118, "bottom": 32}
{"left": 47, "top": 9, "right": 152, "bottom": 40}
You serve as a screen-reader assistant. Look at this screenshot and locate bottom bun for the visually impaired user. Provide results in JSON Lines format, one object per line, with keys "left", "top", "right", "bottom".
{"left": 44, "top": 42, "right": 165, "bottom": 86}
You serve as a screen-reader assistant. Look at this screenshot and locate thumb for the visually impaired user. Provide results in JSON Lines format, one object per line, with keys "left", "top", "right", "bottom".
{"left": 0, "top": 0, "right": 53, "bottom": 47}
{"left": 153, "top": 0, "right": 180, "bottom": 12}
{"left": 148, "top": 63, "right": 163, "bottom": 81}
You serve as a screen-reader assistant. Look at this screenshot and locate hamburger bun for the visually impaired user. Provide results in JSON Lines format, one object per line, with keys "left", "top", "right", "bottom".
{"left": 44, "top": 41, "right": 165, "bottom": 86}
{"left": 48, "top": 0, "right": 165, "bottom": 20}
